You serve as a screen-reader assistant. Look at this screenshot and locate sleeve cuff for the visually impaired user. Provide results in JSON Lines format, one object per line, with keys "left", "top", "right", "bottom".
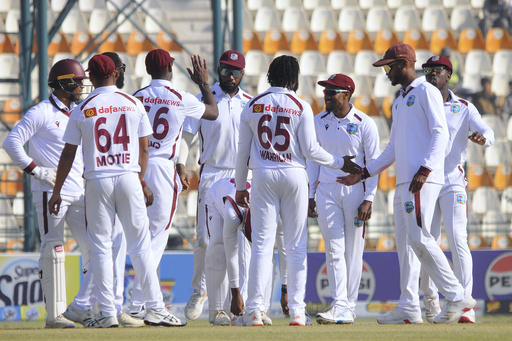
{"left": 23, "top": 161, "right": 37, "bottom": 175}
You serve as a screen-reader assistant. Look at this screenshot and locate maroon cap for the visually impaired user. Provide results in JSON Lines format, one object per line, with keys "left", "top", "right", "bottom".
{"left": 86, "top": 55, "right": 115, "bottom": 79}
{"left": 422, "top": 55, "right": 453, "bottom": 73}
{"left": 317, "top": 74, "right": 356, "bottom": 95}
{"left": 219, "top": 50, "right": 245, "bottom": 69}
{"left": 145, "top": 49, "right": 175, "bottom": 74}
{"left": 373, "top": 43, "right": 417, "bottom": 67}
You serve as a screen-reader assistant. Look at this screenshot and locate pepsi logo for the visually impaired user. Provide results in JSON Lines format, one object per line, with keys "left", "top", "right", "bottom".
{"left": 484, "top": 252, "right": 512, "bottom": 300}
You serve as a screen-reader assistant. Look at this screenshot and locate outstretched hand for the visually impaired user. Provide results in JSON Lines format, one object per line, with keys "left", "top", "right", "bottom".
{"left": 341, "top": 155, "right": 363, "bottom": 174}
{"left": 468, "top": 131, "right": 486, "bottom": 146}
{"left": 186, "top": 54, "right": 209, "bottom": 86}
{"left": 337, "top": 173, "right": 361, "bottom": 186}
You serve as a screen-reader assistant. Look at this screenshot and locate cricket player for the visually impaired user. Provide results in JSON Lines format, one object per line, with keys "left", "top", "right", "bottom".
{"left": 420, "top": 55, "right": 494, "bottom": 324}
{"left": 127, "top": 49, "right": 218, "bottom": 318}
{"left": 49, "top": 54, "right": 184, "bottom": 327}
{"left": 307, "top": 74, "right": 380, "bottom": 324}
{"left": 235, "top": 55, "right": 363, "bottom": 326}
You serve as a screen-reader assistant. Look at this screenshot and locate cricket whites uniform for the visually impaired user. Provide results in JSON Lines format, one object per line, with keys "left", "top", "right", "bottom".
{"left": 235, "top": 87, "right": 345, "bottom": 322}
{"left": 129, "top": 79, "right": 205, "bottom": 311}
{"left": 421, "top": 91, "right": 494, "bottom": 306}
{"left": 366, "top": 77, "right": 466, "bottom": 314}
{"left": 307, "top": 104, "right": 380, "bottom": 313}
{"left": 183, "top": 82, "right": 252, "bottom": 295}
{"left": 3, "top": 94, "right": 91, "bottom": 324}
{"left": 64, "top": 85, "right": 164, "bottom": 317}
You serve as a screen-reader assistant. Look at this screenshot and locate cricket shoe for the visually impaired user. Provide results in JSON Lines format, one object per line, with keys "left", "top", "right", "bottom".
{"left": 261, "top": 311, "right": 272, "bottom": 326}
{"left": 128, "top": 308, "right": 146, "bottom": 320}
{"left": 210, "top": 310, "right": 231, "bottom": 326}
{"left": 85, "top": 314, "right": 119, "bottom": 328}
{"left": 305, "top": 312, "right": 313, "bottom": 326}
{"left": 377, "top": 307, "right": 423, "bottom": 324}
{"left": 185, "top": 290, "right": 207, "bottom": 320}
{"left": 242, "top": 310, "right": 264, "bottom": 326}
{"left": 144, "top": 308, "right": 186, "bottom": 327}
{"left": 423, "top": 295, "right": 441, "bottom": 324}
{"left": 63, "top": 306, "right": 94, "bottom": 326}
{"left": 118, "top": 312, "right": 145, "bottom": 327}
{"left": 458, "top": 309, "right": 476, "bottom": 323}
{"left": 433, "top": 297, "right": 476, "bottom": 324}
{"left": 45, "top": 315, "right": 75, "bottom": 328}
{"left": 232, "top": 315, "right": 244, "bottom": 326}
{"left": 289, "top": 312, "right": 306, "bottom": 326}
{"left": 316, "top": 306, "right": 354, "bottom": 324}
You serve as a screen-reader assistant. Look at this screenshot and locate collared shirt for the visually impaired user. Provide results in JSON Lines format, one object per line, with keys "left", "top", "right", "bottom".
{"left": 307, "top": 104, "right": 380, "bottom": 202}
{"left": 367, "top": 76, "right": 449, "bottom": 185}
{"left": 65, "top": 85, "right": 153, "bottom": 180}
{"left": 133, "top": 79, "right": 205, "bottom": 162}
{"left": 183, "top": 82, "right": 252, "bottom": 169}
{"left": 3, "top": 93, "right": 84, "bottom": 196}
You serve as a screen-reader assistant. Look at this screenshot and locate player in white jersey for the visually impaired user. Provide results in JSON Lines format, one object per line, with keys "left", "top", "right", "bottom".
{"left": 419, "top": 55, "right": 494, "bottom": 324}
{"left": 204, "top": 177, "right": 289, "bottom": 326}
{"left": 177, "top": 50, "right": 252, "bottom": 320}
{"left": 234, "top": 55, "right": 363, "bottom": 326}
{"left": 307, "top": 74, "right": 380, "bottom": 324}
{"left": 127, "top": 49, "right": 218, "bottom": 318}
{"left": 2, "top": 59, "right": 92, "bottom": 329}
{"left": 48, "top": 55, "right": 185, "bottom": 327}
{"left": 341, "top": 44, "right": 476, "bottom": 324}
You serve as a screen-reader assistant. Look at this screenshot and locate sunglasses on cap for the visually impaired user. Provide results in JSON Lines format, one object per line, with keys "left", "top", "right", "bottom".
{"left": 116, "top": 63, "right": 126, "bottom": 71}
{"left": 423, "top": 66, "right": 447, "bottom": 74}
{"left": 219, "top": 68, "right": 243, "bottom": 78}
{"left": 323, "top": 89, "right": 349, "bottom": 96}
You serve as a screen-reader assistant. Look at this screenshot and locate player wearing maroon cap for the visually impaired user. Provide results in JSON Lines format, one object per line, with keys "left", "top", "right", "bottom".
{"left": 49, "top": 55, "right": 185, "bottom": 327}
{"left": 419, "top": 55, "right": 494, "bottom": 324}
{"left": 178, "top": 50, "right": 253, "bottom": 320}
{"left": 308, "top": 74, "right": 380, "bottom": 324}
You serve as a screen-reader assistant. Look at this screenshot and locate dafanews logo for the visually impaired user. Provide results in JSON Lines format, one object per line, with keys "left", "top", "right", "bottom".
{"left": 84, "top": 107, "right": 97, "bottom": 118}
{"left": 253, "top": 104, "right": 264, "bottom": 113}
{"left": 485, "top": 252, "right": 512, "bottom": 300}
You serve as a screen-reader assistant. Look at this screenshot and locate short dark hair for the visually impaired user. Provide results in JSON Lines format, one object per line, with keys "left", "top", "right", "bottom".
{"left": 267, "top": 55, "right": 300, "bottom": 91}
{"left": 101, "top": 52, "right": 123, "bottom": 68}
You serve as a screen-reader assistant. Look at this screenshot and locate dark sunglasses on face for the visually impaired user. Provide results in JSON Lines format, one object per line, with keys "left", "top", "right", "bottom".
{"left": 323, "top": 89, "right": 349, "bottom": 96}
{"left": 423, "top": 66, "right": 447, "bottom": 74}
{"left": 219, "top": 68, "right": 243, "bottom": 78}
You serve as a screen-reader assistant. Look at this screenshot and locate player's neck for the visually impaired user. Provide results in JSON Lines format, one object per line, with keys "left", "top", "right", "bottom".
{"left": 53, "top": 91, "right": 72, "bottom": 109}
{"left": 441, "top": 88, "right": 451, "bottom": 102}
{"left": 332, "top": 105, "right": 350, "bottom": 119}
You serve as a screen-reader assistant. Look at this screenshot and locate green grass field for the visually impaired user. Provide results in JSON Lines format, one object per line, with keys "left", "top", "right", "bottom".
{"left": 1, "top": 316, "right": 511, "bottom": 341}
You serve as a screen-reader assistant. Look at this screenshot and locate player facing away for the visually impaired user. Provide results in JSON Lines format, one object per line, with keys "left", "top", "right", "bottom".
{"left": 127, "top": 49, "right": 218, "bottom": 318}
{"left": 177, "top": 50, "right": 252, "bottom": 320}
{"left": 419, "top": 55, "right": 494, "bottom": 324}
{"left": 307, "top": 74, "right": 380, "bottom": 325}
{"left": 234, "top": 55, "right": 363, "bottom": 326}
{"left": 2, "top": 59, "right": 93, "bottom": 328}
{"left": 49, "top": 55, "right": 185, "bottom": 327}
{"left": 340, "top": 43, "right": 476, "bottom": 324}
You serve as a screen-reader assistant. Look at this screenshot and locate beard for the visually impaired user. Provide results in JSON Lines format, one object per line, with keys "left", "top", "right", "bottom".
{"left": 116, "top": 73, "right": 125, "bottom": 89}
{"left": 219, "top": 80, "right": 238, "bottom": 94}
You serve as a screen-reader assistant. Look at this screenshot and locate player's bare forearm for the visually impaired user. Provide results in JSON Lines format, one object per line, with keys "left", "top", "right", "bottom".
{"left": 176, "top": 163, "right": 190, "bottom": 191}
{"left": 138, "top": 136, "right": 149, "bottom": 182}
{"left": 50, "top": 143, "right": 77, "bottom": 215}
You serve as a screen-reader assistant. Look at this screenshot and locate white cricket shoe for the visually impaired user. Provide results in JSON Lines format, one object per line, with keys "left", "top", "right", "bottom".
{"left": 185, "top": 291, "right": 207, "bottom": 320}
{"left": 458, "top": 308, "right": 476, "bottom": 323}
{"left": 144, "top": 308, "right": 187, "bottom": 327}
{"left": 316, "top": 306, "right": 354, "bottom": 324}
{"left": 63, "top": 306, "right": 94, "bottom": 326}
{"left": 242, "top": 310, "right": 263, "bottom": 326}
{"left": 118, "top": 312, "right": 145, "bottom": 327}
{"left": 45, "top": 315, "right": 75, "bottom": 328}
{"left": 423, "top": 295, "right": 441, "bottom": 324}
{"left": 210, "top": 310, "right": 231, "bottom": 326}
{"left": 232, "top": 315, "right": 244, "bottom": 326}
{"left": 433, "top": 297, "right": 476, "bottom": 324}
{"left": 377, "top": 307, "right": 423, "bottom": 324}
{"left": 85, "top": 314, "right": 119, "bottom": 328}
{"left": 261, "top": 311, "right": 273, "bottom": 326}
{"left": 128, "top": 308, "right": 146, "bottom": 320}
{"left": 289, "top": 312, "right": 306, "bottom": 326}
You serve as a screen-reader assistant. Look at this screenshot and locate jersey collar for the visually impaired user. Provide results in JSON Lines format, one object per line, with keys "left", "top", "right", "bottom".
{"left": 49, "top": 93, "right": 74, "bottom": 116}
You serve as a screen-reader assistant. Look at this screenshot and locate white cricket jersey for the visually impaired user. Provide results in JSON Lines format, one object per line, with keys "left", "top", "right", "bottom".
{"left": 64, "top": 85, "right": 153, "bottom": 180}
{"left": 205, "top": 177, "right": 251, "bottom": 219}
{"left": 2, "top": 94, "right": 84, "bottom": 196}
{"left": 367, "top": 77, "right": 449, "bottom": 186}
{"left": 307, "top": 104, "right": 380, "bottom": 202}
{"left": 183, "top": 82, "right": 252, "bottom": 169}
{"left": 133, "top": 79, "right": 205, "bottom": 162}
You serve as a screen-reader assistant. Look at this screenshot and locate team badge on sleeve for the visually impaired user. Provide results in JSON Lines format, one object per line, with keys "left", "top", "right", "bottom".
{"left": 451, "top": 104, "right": 460, "bottom": 113}
{"left": 405, "top": 201, "right": 414, "bottom": 213}
{"left": 347, "top": 123, "right": 358, "bottom": 134}
{"left": 406, "top": 95, "right": 415, "bottom": 107}
{"left": 456, "top": 194, "right": 466, "bottom": 205}
{"left": 84, "top": 107, "right": 97, "bottom": 118}
{"left": 253, "top": 104, "right": 264, "bottom": 113}
{"left": 354, "top": 217, "right": 364, "bottom": 227}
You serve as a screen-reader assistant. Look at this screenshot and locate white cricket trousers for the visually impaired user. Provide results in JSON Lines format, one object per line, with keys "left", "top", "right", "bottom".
{"left": 85, "top": 173, "right": 164, "bottom": 317}
{"left": 394, "top": 182, "right": 465, "bottom": 311}
{"left": 191, "top": 165, "right": 235, "bottom": 294}
{"left": 316, "top": 182, "right": 365, "bottom": 311}
{"left": 246, "top": 168, "right": 308, "bottom": 315}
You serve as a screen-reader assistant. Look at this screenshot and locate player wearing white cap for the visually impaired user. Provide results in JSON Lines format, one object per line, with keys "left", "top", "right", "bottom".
{"left": 419, "top": 55, "right": 494, "bottom": 324}
{"left": 308, "top": 74, "right": 380, "bottom": 324}
{"left": 341, "top": 44, "right": 476, "bottom": 324}
{"left": 178, "top": 50, "right": 252, "bottom": 320}
{"left": 3, "top": 59, "right": 92, "bottom": 329}
{"left": 49, "top": 55, "right": 185, "bottom": 327}
{"left": 127, "top": 49, "right": 218, "bottom": 318}
{"left": 235, "top": 55, "right": 363, "bottom": 326}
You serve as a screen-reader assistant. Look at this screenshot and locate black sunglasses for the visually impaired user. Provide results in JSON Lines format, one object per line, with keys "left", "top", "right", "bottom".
{"left": 219, "top": 68, "right": 243, "bottom": 78}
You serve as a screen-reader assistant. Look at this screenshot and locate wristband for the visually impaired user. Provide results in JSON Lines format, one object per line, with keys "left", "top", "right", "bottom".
{"left": 142, "top": 180, "right": 147, "bottom": 189}
{"left": 281, "top": 287, "right": 287, "bottom": 294}
{"left": 24, "top": 161, "right": 37, "bottom": 175}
